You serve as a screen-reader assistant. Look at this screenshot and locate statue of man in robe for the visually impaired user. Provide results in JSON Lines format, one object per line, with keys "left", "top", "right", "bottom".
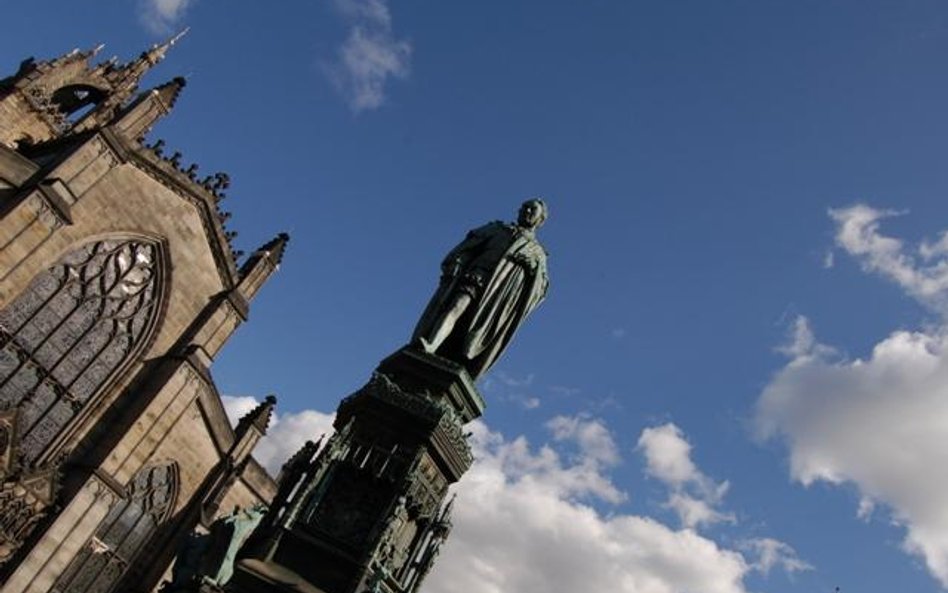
{"left": 412, "top": 199, "right": 549, "bottom": 379}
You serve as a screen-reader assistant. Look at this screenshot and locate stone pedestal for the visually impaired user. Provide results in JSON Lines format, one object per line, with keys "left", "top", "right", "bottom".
{"left": 229, "top": 347, "right": 481, "bottom": 593}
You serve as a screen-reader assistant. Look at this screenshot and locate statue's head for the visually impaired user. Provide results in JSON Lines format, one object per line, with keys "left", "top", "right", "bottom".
{"left": 518, "top": 198, "right": 548, "bottom": 230}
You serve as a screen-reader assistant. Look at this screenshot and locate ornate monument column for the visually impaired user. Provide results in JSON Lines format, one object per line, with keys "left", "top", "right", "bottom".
{"left": 228, "top": 200, "right": 549, "bottom": 593}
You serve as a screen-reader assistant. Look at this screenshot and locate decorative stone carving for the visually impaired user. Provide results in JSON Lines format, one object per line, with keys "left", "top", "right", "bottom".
{"left": 0, "top": 456, "right": 62, "bottom": 565}
{"left": 345, "top": 373, "right": 444, "bottom": 422}
{"left": 409, "top": 496, "right": 454, "bottom": 591}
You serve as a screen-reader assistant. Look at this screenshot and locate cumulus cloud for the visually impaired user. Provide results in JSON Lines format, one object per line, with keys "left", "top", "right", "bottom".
{"left": 425, "top": 419, "right": 753, "bottom": 593}
{"left": 756, "top": 319, "right": 948, "bottom": 585}
{"left": 637, "top": 423, "right": 734, "bottom": 529}
{"left": 225, "top": 398, "right": 803, "bottom": 591}
{"left": 326, "top": 0, "right": 411, "bottom": 112}
{"left": 548, "top": 414, "right": 620, "bottom": 466}
{"left": 755, "top": 205, "right": 948, "bottom": 587}
{"left": 221, "top": 395, "right": 335, "bottom": 476}
{"left": 138, "top": 0, "right": 192, "bottom": 34}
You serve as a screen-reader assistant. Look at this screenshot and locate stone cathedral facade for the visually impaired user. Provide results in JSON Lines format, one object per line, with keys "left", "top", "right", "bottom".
{"left": 0, "top": 37, "right": 284, "bottom": 593}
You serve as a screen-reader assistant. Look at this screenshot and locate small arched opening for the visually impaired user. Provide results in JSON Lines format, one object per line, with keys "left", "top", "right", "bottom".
{"left": 49, "top": 84, "right": 107, "bottom": 122}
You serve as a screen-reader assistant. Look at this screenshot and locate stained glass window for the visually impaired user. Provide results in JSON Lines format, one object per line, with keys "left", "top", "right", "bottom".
{"left": 51, "top": 462, "right": 178, "bottom": 593}
{"left": 0, "top": 239, "right": 161, "bottom": 464}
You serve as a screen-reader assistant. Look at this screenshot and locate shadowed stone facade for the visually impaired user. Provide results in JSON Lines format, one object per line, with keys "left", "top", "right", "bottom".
{"left": 0, "top": 36, "right": 284, "bottom": 593}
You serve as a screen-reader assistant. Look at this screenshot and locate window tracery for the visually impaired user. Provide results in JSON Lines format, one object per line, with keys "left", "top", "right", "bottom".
{"left": 51, "top": 462, "right": 178, "bottom": 593}
{"left": 0, "top": 238, "right": 161, "bottom": 465}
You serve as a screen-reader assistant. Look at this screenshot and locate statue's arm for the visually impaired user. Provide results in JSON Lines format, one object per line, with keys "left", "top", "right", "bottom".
{"left": 440, "top": 221, "right": 498, "bottom": 275}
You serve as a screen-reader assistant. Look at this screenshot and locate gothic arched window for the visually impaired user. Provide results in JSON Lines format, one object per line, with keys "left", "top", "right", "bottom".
{"left": 0, "top": 238, "right": 163, "bottom": 465}
{"left": 51, "top": 462, "right": 178, "bottom": 593}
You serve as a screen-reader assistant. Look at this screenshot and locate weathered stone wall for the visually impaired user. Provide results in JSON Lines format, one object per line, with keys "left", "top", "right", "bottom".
{"left": 0, "top": 93, "right": 58, "bottom": 148}
{"left": 0, "top": 135, "right": 232, "bottom": 457}
{"left": 0, "top": 114, "right": 277, "bottom": 592}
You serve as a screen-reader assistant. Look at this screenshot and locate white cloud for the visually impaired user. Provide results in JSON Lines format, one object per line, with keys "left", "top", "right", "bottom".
{"left": 740, "top": 538, "right": 813, "bottom": 577}
{"left": 665, "top": 492, "right": 731, "bottom": 530}
{"left": 755, "top": 321, "right": 948, "bottom": 586}
{"left": 425, "top": 419, "right": 754, "bottom": 593}
{"left": 225, "top": 399, "right": 802, "bottom": 591}
{"left": 547, "top": 414, "right": 620, "bottom": 467}
{"left": 920, "top": 231, "right": 948, "bottom": 261}
{"left": 221, "top": 395, "right": 335, "bottom": 476}
{"left": 755, "top": 205, "right": 948, "bottom": 588}
{"left": 774, "top": 315, "right": 836, "bottom": 363}
{"left": 485, "top": 371, "right": 542, "bottom": 410}
{"left": 638, "top": 423, "right": 701, "bottom": 487}
{"left": 334, "top": 0, "right": 393, "bottom": 25}
{"left": 138, "top": 0, "right": 192, "bottom": 34}
{"left": 857, "top": 496, "right": 876, "bottom": 522}
{"left": 830, "top": 204, "right": 948, "bottom": 313}
{"left": 637, "top": 423, "right": 734, "bottom": 529}
{"left": 326, "top": 0, "right": 410, "bottom": 112}
{"left": 496, "top": 371, "right": 535, "bottom": 388}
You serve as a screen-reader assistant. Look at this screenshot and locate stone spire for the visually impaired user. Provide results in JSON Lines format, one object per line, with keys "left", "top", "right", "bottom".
{"left": 151, "top": 76, "right": 187, "bottom": 108}
{"left": 113, "top": 76, "right": 187, "bottom": 140}
{"left": 237, "top": 233, "right": 290, "bottom": 302}
{"left": 241, "top": 233, "right": 290, "bottom": 272}
{"left": 146, "top": 28, "right": 189, "bottom": 63}
{"left": 0, "top": 32, "right": 190, "bottom": 146}
{"left": 72, "top": 29, "right": 188, "bottom": 133}
{"left": 236, "top": 394, "right": 277, "bottom": 438}
{"left": 102, "top": 29, "right": 188, "bottom": 89}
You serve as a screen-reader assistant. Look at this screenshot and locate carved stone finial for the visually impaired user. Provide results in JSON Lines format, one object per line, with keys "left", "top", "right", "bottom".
{"left": 143, "top": 27, "right": 190, "bottom": 66}
{"left": 213, "top": 172, "right": 231, "bottom": 190}
{"left": 154, "top": 76, "right": 187, "bottom": 109}
{"left": 238, "top": 233, "right": 290, "bottom": 279}
{"left": 236, "top": 395, "right": 277, "bottom": 437}
{"left": 258, "top": 233, "right": 289, "bottom": 266}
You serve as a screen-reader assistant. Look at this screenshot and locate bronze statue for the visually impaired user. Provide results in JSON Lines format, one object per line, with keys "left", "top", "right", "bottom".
{"left": 412, "top": 199, "right": 549, "bottom": 379}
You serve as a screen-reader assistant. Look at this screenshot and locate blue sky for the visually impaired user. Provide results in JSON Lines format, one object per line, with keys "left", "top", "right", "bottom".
{"left": 6, "top": 1, "right": 948, "bottom": 592}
